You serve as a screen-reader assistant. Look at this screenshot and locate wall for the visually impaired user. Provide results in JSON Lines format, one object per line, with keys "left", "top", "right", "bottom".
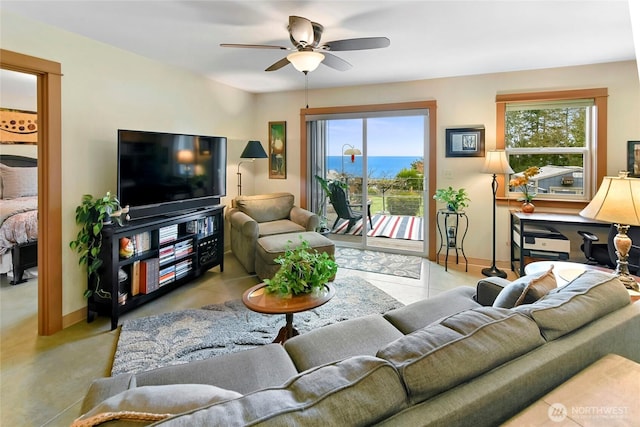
{"left": 253, "top": 61, "right": 640, "bottom": 264}
{"left": 1, "top": 10, "right": 257, "bottom": 317}
{"left": 0, "top": 69, "right": 38, "bottom": 158}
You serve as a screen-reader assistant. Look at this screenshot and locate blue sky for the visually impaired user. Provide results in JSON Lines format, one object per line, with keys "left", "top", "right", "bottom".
{"left": 326, "top": 115, "right": 425, "bottom": 157}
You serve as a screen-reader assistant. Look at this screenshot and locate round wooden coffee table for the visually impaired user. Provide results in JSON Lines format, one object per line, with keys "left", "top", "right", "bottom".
{"left": 242, "top": 282, "right": 336, "bottom": 344}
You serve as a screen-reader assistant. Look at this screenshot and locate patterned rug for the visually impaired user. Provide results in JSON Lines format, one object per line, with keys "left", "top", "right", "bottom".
{"left": 111, "top": 276, "right": 403, "bottom": 376}
{"left": 332, "top": 214, "right": 424, "bottom": 241}
{"left": 334, "top": 247, "right": 422, "bottom": 279}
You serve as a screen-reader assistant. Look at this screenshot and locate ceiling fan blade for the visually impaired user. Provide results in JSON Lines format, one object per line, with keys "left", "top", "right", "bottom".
{"left": 265, "top": 57, "right": 290, "bottom": 72}
{"left": 220, "top": 43, "right": 288, "bottom": 50}
{"left": 288, "top": 16, "right": 315, "bottom": 46}
{"left": 322, "top": 37, "right": 390, "bottom": 51}
{"left": 321, "top": 53, "right": 352, "bottom": 71}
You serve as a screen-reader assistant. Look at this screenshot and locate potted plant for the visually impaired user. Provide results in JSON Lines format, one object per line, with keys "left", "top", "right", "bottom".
{"left": 509, "top": 166, "right": 540, "bottom": 213}
{"left": 264, "top": 237, "right": 338, "bottom": 296}
{"left": 433, "top": 187, "right": 470, "bottom": 212}
{"left": 69, "top": 192, "right": 125, "bottom": 298}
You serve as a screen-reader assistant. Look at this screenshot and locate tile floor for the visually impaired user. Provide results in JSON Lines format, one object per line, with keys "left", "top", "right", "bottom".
{"left": 0, "top": 252, "right": 516, "bottom": 426}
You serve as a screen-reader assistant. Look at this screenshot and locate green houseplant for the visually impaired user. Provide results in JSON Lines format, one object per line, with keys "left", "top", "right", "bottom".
{"left": 264, "top": 237, "right": 338, "bottom": 296}
{"left": 433, "top": 187, "right": 470, "bottom": 212}
{"left": 69, "top": 192, "right": 124, "bottom": 298}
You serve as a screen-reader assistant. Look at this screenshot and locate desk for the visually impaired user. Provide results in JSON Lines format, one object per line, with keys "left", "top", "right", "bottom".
{"left": 436, "top": 209, "right": 468, "bottom": 272}
{"left": 502, "top": 354, "right": 640, "bottom": 426}
{"left": 510, "top": 211, "right": 609, "bottom": 276}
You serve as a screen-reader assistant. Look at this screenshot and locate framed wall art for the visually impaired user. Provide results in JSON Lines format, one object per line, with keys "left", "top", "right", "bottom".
{"left": 445, "top": 126, "right": 485, "bottom": 158}
{"left": 269, "top": 121, "right": 286, "bottom": 179}
{"left": 628, "top": 140, "right": 640, "bottom": 177}
{"left": 0, "top": 108, "right": 38, "bottom": 144}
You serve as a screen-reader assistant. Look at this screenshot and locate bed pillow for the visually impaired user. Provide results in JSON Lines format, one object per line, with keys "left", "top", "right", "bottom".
{"left": 0, "top": 164, "right": 37, "bottom": 199}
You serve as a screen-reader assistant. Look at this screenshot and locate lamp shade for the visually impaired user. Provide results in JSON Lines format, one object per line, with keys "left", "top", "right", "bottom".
{"left": 580, "top": 172, "right": 640, "bottom": 225}
{"left": 176, "top": 149, "right": 194, "bottom": 164}
{"left": 240, "top": 140, "right": 268, "bottom": 159}
{"left": 287, "top": 51, "right": 325, "bottom": 73}
{"left": 482, "top": 150, "right": 514, "bottom": 175}
{"left": 343, "top": 147, "right": 362, "bottom": 156}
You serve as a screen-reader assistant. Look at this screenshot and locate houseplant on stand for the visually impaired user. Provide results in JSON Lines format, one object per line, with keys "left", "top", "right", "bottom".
{"left": 509, "top": 166, "right": 540, "bottom": 213}
{"left": 433, "top": 187, "right": 470, "bottom": 212}
{"left": 69, "top": 192, "right": 127, "bottom": 298}
{"left": 264, "top": 237, "right": 338, "bottom": 296}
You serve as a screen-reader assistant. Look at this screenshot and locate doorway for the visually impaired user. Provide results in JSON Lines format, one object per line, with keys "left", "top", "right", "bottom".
{"left": 1, "top": 49, "right": 63, "bottom": 335}
{"left": 301, "top": 101, "right": 437, "bottom": 260}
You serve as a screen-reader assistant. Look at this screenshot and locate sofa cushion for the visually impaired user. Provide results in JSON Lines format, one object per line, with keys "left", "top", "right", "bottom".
{"left": 384, "top": 286, "right": 480, "bottom": 334}
{"left": 135, "top": 344, "right": 298, "bottom": 395}
{"left": 284, "top": 314, "right": 404, "bottom": 372}
{"left": 235, "top": 192, "right": 294, "bottom": 223}
{"left": 514, "top": 270, "right": 630, "bottom": 341}
{"left": 493, "top": 266, "right": 556, "bottom": 309}
{"left": 155, "top": 356, "right": 408, "bottom": 426}
{"left": 376, "top": 307, "right": 545, "bottom": 404}
{"left": 258, "top": 220, "right": 306, "bottom": 237}
{"left": 74, "top": 384, "right": 242, "bottom": 427}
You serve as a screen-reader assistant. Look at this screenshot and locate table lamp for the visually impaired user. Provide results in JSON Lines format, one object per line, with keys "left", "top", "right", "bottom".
{"left": 481, "top": 150, "right": 514, "bottom": 278}
{"left": 580, "top": 171, "right": 640, "bottom": 291}
{"left": 237, "top": 140, "right": 268, "bottom": 195}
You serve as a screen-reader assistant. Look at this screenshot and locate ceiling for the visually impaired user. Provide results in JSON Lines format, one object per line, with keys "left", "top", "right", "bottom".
{"left": 1, "top": 1, "right": 636, "bottom": 94}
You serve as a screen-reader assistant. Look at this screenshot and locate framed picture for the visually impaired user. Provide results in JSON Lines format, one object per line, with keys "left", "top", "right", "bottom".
{"left": 0, "top": 108, "right": 38, "bottom": 144}
{"left": 269, "top": 121, "right": 286, "bottom": 179}
{"left": 445, "top": 127, "right": 485, "bottom": 157}
{"left": 628, "top": 141, "right": 640, "bottom": 177}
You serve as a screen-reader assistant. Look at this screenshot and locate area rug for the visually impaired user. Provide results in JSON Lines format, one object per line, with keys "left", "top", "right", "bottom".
{"left": 332, "top": 214, "right": 424, "bottom": 241}
{"left": 111, "top": 276, "right": 403, "bottom": 376}
{"left": 334, "top": 247, "right": 422, "bottom": 279}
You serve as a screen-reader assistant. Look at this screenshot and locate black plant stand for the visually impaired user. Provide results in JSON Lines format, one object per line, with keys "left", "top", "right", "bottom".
{"left": 436, "top": 209, "right": 468, "bottom": 272}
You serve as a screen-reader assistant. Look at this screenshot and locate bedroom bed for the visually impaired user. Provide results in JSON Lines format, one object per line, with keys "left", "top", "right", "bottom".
{"left": 0, "top": 154, "right": 38, "bottom": 285}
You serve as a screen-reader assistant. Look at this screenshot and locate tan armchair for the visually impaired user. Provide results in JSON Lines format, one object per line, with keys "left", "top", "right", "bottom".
{"left": 226, "top": 192, "right": 319, "bottom": 273}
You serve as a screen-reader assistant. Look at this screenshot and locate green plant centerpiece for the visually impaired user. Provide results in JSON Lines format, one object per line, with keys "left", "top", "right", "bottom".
{"left": 69, "top": 192, "right": 125, "bottom": 298}
{"left": 433, "top": 187, "right": 470, "bottom": 212}
{"left": 264, "top": 237, "right": 338, "bottom": 296}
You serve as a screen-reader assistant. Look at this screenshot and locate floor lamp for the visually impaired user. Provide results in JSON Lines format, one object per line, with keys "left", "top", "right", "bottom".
{"left": 580, "top": 171, "right": 640, "bottom": 291}
{"left": 237, "top": 140, "right": 268, "bottom": 196}
{"left": 481, "top": 150, "right": 514, "bottom": 278}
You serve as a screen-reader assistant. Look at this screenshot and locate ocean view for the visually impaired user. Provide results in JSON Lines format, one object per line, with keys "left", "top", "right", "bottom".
{"left": 327, "top": 156, "right": 421, "bottom": 178}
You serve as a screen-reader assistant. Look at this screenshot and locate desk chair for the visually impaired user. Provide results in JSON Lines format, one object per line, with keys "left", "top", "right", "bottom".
{"left": 578, "top": 225, "right": 640, "bottom": 275}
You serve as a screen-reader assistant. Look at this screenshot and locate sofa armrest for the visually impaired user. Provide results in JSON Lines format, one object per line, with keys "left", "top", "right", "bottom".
{"left": 227, "top": 208, "right": 258, "bottom": 238}
{"left": 289, "top": 206, "right": 319, "bottom": 231}
{"left": 80, "top": 373, "right": 137, "bottom": 414}
{"left": 475, "top": 277, "right": 512, "bottom": 306}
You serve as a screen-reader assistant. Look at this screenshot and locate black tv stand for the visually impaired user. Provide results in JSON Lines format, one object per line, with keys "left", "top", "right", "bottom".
{"left": 87, "top": 205, "right": 225, "bottom": 330}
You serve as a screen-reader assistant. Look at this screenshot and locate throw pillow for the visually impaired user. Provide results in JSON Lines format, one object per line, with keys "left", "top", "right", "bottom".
{"left": 73, "top": 384, "right": 242, "bottom": 427}
{"left": 514, "top": 265, "right": 556, "bottom": 306}
{"left": 492, "top": 266, "right": 556, "bottom": 308}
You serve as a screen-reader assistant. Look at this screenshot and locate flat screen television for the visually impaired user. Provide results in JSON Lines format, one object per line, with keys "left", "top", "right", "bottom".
{"left": 117, "top": 129, "right": 227, "bottom": 220}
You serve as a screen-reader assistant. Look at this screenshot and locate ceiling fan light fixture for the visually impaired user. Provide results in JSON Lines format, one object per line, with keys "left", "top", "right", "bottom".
{"left": 287, "top": 51, "right": 325, "bottom": 73}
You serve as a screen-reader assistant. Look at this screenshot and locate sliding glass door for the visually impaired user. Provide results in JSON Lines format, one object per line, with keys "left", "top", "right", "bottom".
{"left": 308, "top": 110, "right": 429, "bottom": 256}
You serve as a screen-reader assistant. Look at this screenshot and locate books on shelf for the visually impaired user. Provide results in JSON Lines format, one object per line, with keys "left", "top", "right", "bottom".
{"left": 159, "top": 245, "right": 175, "bottom": 266}
{"left": 133, "top": 231, "right": 152, "bottom": 255}
{"left": 174, "top": 240, "right": 193, "bottom": 259}
{"left": 159, "top": 265, "right": 175, "bottom": 286}
{"left": 159, "top": 224, "right": 178, "bottom": 245}
{"left": 175, "top": 259, "right": 193, "bottom": 280}
{"left": 139, "top": 258, "right": 160, "bottom": 294}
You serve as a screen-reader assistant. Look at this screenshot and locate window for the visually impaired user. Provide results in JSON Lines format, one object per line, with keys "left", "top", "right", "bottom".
{"left": 496, "top": 89, "right": 608, "bottom": 204}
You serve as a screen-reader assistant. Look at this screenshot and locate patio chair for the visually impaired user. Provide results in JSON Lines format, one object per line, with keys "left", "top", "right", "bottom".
{"left": 329, "top": 184, "right": 372, "bottom": 233}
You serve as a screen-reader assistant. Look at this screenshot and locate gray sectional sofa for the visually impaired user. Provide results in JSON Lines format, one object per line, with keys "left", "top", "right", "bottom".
{"left": 76, "top": 270, "right": 640, "bottom": 426}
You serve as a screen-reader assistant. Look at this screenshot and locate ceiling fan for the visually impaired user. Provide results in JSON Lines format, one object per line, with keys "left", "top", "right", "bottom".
{"left": 220, "top": 16, "right": 390, "bottom": 73}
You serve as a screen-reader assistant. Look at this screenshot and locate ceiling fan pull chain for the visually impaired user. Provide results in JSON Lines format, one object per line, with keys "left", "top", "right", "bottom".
{"left": 305, "top": 72, "right": 309, "bottom": 109}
